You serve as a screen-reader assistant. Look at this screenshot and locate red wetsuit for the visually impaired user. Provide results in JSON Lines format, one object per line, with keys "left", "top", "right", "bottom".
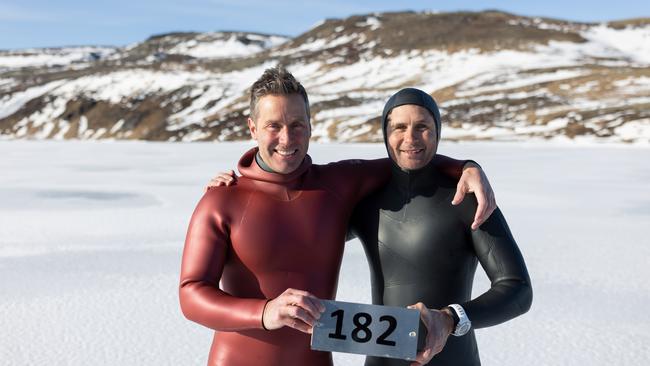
{"left": 179, "top": 147, "right": 464, "bottom": 366}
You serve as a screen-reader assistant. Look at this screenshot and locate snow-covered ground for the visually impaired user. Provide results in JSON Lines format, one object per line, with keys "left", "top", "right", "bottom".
{"left": 1, "top": 141, "right": 648, "bottom": 365}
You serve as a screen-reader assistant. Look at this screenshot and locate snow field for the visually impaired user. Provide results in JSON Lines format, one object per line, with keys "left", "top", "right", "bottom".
{"left": 0, "top": 141, "right": 648, "bottom": 365}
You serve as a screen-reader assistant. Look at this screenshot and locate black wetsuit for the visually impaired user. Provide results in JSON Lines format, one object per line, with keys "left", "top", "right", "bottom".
{"left": 350, "top": 162, "right": 533, "bottom": 366}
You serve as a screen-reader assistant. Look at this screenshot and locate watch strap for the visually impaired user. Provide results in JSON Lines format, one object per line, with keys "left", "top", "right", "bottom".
{"left": 447, "top": 304, "right": 471, "bottom": 336}
{"left": 444, "top": 306, "right": 459, "bottom": 329}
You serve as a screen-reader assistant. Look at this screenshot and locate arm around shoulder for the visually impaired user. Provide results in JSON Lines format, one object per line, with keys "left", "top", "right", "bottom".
{"left": 432, "top": 154, "right": 466, "bottom": 179}
{"left": 323, "top": 158, "right": 392, "bottom": 200}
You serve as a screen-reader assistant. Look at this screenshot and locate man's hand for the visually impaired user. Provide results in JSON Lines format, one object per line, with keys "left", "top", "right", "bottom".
{"left": 408, "top": 302, "right": 454, "bottom": 366}
{"left": 452, "top": 162, "right": 496, "bottom": 230}
{"left": 262, "top": 288, "right": 326, "bottom": 334}
{"left": 204, "top": 170, "right": 237, "bottom": 192}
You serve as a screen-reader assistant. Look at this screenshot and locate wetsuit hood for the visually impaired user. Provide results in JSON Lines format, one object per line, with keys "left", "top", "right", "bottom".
{"left": 381, "top": 88, "right": 442, "bottom": 173}
{"left": 382, "top": 87, "right": 441, "bottom": 142}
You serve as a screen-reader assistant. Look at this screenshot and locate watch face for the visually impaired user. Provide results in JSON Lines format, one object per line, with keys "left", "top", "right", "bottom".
{"left": 457, "top": 322, "right": 471, "bottom": 335}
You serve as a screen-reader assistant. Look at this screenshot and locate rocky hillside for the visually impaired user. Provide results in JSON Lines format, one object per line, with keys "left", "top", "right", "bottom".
{"left": 1, "top": 11, "right": 649, "bottom": 143}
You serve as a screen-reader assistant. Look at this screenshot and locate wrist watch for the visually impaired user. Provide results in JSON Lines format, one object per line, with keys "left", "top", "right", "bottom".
{"left": 446, "top": 304, "right": 471, "bottom": 337}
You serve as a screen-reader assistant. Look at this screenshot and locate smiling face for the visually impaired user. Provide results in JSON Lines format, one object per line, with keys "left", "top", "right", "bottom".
{"left": 248, "top": 93, "right": 311, "bottom": 174}
{"left": 386, "top": 104, "right": 438, "bottom": 171}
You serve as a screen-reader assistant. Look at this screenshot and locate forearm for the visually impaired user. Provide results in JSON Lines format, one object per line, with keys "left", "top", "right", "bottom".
{"left": 179, "top": 280, "right": 267, "bottom": 331}
{"left": 328, "top": 158, "right": 392, "bottom": 200}
{"left": 462, "top": 278, "right": 532, "bottom": 329}
{"left": 355, "top": 158, "right": 392, "bottom": 197}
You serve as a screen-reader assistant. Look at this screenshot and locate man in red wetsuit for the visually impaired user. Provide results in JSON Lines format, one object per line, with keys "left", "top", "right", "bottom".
{"left": 179, "top": 66, "right": 494, "bottom": 366}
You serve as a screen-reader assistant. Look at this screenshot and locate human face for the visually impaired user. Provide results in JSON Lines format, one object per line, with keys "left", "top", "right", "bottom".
{"left": 248, "top": 94, "right": 311, "bottom": 174}
{"left": 386, "top": 104, "right": 438, "bottom": 170}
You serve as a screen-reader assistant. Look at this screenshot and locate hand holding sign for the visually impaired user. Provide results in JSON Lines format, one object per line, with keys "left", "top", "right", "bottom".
{"left": 262, "top": 288, "right": 325, "bottom": 334}
{"left": 408, "top": 302, "right": 454, "bottom": 366}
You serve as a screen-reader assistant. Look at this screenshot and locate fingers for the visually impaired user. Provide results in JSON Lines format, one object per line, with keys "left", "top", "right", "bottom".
{"left": 204, "top": 178, "right": 224, "bottom": 191}
{"left": 263, "top": 288, "right": 325, "bottom": 334}
{"left": 487, "top": 187, "right": 497, "bottom": 217}
{"left": 217, "top": 175, "right": 234, "bottom": 185}
{"left": 452, "top": 181, "right": 467, "bottom": 206}
{"left": 285, "top": 304, "right": 319, "bottom": 333}
{"left": 408, "top": 303, "right": 436, "bottom": 364}
{"left": 409, "top": 302, "right": 431, "bottom": 325}
{"left": 286, "top": 317, "right": 313, "bottom": 333}
{"left": 212, "top": 174, "right": 234, "bottom": 186}
{"left": 286, "top": 289, "right": 326, "bottom": 313}
{"left": 457, "top": 165, "right": 496, "bottom": 229}
{"left": 472, "top": 188, "right": 487, "bottom": 230}
{"left": 471, "top": 171, "right": 498, "bottom": 229}
{"left": 410, "top": 347, "right": 433, "bottom": 366}
{"left": 221, "top": 170, "right": 236, "bottom": 185}
{"left": 480, "top": 169, "right": 497, "bottom": 220}
{"left": 204, "top": 170, "right": 238, "bottom": 191}
{"left": 285, "top": 293, "right": 324, "bottom": 325}
{"left": 407, "top": 303, "right": 452, "bottom": 364}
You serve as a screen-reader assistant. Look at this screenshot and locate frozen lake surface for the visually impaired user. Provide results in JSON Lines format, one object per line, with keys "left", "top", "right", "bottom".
{"left": 1, "top": 140, "right": 648, "bottom": 365}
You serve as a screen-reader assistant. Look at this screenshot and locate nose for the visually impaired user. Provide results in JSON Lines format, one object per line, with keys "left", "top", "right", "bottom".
{"left": 404, "top": 126, "right": 417, "bottom": 143}
{"left": 278, "top": 125, "right": 291, "bottom": 145}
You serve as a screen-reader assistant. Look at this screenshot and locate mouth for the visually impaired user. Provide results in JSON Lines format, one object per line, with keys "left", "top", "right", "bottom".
{"left": 400, "top": 148, "right": 424, "bottom": 157}
{"left": 274, "top": 148, "right": 299, "bottom": 157}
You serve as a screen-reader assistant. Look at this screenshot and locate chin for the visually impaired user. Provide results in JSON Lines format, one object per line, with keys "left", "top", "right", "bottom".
{"left": 401, "top": 162, "right": 426, "bottom": 170}
{"left": 274, "top": 163, "right": 299, "bottom": 174}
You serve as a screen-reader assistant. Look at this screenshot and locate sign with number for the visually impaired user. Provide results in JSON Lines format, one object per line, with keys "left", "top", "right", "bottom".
{"left": 311, "top": 300, "right": 420, "bottom": 360}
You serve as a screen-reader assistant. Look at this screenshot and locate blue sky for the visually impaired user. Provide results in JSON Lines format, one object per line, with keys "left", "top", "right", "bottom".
{"left": 1, "top": 0, "right": 649, "bottom": 50}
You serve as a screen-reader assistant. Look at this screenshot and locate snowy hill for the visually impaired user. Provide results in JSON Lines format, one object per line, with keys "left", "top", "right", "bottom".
{"left": 1, "top": 10, "right": 649, "bottom": 143}
{"left": 0, "top": 46, "right": 117, "bottom": 70}
{"left": 120, "top": 31, "right": 288, "bottom": 62}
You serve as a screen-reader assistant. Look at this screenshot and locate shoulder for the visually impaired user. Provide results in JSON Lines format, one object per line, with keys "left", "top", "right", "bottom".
{"left": 195, "top": 182, "right": 252, "bottom": 217}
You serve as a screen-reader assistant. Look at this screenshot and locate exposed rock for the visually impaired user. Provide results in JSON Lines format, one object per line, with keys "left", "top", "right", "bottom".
{"left": 1, "top": 10, "right": 649, "bottom": 143}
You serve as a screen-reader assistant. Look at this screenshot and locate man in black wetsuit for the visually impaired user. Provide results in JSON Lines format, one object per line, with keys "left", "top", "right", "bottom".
{"left": 350, "top": 88, "right": 533, "bottom": 366}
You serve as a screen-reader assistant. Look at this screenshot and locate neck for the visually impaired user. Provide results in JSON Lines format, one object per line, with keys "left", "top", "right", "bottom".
{"left": 255, "top": 152, "right": 276, "bottom": 173}
{"left": 389, "top": 159, "right": 442, "bottom": 197}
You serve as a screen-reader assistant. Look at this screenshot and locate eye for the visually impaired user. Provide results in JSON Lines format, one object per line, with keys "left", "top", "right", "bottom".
{"left": 291, "top": 122, "right": 306, "bottom": 130}
{"left": 267, "top": 123, "right": 281, "bottom": 130}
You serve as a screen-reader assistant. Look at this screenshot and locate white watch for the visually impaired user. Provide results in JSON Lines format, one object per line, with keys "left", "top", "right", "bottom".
{"left": 447, "top": 304, "right": 471, "bottom": 337}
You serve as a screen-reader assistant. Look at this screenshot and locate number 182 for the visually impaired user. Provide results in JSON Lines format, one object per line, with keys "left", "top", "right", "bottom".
{"left": 327, "top": 309, "right": 397, "bottom": 346}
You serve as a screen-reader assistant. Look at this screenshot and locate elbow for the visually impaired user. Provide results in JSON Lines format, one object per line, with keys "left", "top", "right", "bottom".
{"left": 517, "top": 280, "right": 533, "bottom": 315}
{"left": 178, "top": 281, "right": 200, "bottom": 323}
{"left": 179, "top": 298, "right": 193, "bottom": 322}
{"left": 497, "top": 278, "right": 533, "bottom": 317}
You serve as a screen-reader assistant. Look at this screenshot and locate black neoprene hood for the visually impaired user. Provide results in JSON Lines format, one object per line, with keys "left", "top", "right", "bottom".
{"left": 381, "top": 88, "right": 442, "bottom": 142}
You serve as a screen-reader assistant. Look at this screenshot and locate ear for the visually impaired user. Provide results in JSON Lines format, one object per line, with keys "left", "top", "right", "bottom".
{"left": 247, "top": 118, "right": 257, "bottom": 140}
